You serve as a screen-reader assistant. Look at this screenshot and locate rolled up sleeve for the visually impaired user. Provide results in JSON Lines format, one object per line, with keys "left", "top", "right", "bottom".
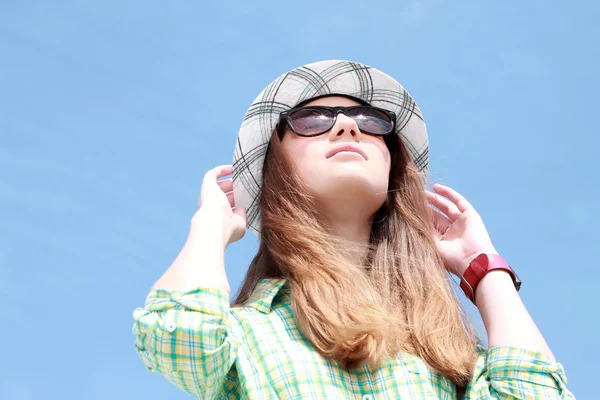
{"left": 132, "top": 286, "right": 238, "bottom": 398}
{"left": 464, "top": 346, "right": 574, "bottom": 399}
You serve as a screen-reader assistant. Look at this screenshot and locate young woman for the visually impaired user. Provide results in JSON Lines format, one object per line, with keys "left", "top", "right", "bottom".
{"left": 133, "top": 60, "right": 573, "bottom": 399}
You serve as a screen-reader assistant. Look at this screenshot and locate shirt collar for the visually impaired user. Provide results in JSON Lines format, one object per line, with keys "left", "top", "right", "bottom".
{"left": 245, "top": 278, "right": 290, "bottom": 313}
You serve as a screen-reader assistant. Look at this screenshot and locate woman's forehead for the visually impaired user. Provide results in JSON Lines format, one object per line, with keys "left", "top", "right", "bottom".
{"left": 301, "top": 95, "right": 363, "bottom": 108}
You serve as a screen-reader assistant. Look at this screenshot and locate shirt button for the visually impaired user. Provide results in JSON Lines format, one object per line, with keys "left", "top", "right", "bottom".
{"left": 166, "top": 322, "right": 176, "bottom": 332}
{"left": 362, "top": 395, "right": 373, "bottom": 400}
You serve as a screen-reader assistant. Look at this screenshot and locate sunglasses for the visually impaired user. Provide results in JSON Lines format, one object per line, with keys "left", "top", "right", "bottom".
{"left": 278, "top": 105, "right": 396, "bottom": 137}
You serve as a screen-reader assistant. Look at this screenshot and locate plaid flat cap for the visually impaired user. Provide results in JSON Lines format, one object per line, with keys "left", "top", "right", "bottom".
{"left": 232, "top": 60, "right": 428, "bottom": 235}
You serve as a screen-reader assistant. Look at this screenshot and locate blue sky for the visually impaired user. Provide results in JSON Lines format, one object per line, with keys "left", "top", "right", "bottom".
{"left": 1, "top": 1, "right": 596, "bottom": 398}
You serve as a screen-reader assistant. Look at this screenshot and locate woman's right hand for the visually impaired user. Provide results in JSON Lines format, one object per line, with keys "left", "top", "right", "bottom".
{"left": 193, "top": 165, "right": 247, "bottom": 247}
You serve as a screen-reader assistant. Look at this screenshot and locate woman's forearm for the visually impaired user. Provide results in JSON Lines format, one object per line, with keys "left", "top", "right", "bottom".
{"left": 475, "top": 270, "right": 555, "bottom": 361}
{"left": 149, "top": 209, "right": 230, "bottom": 294}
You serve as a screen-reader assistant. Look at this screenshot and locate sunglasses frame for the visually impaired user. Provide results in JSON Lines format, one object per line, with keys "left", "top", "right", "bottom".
{"left": 278, "top": 105, "right": 397, "bottom": 138}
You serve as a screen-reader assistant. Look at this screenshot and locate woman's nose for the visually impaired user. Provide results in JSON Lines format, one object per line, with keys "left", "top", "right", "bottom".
{"left": 330, "top": 113, "right": 361, "bottom": 141}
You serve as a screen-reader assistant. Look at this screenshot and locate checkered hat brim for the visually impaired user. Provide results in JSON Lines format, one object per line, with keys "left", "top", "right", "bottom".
{"left": 232, "top": 60, "right": 429, "bottom": 235}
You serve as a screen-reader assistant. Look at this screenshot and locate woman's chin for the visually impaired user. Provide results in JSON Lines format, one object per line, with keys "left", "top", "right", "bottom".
{"left": 324, "top": 164, "right": 378, "bottom": 182}
{"left": 311, "top": 171, "right": 386, "bottom": 197}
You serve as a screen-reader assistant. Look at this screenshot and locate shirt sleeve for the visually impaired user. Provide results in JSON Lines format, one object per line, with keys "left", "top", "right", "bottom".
{"left": 132, "top": 286, "right": 239, "bottom": 398}
{"left": 463, "top": 346, "right": 575, "bottom": 399}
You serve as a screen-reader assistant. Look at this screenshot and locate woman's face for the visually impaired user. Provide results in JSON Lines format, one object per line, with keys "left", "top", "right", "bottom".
{"left": 280, "top": 96, "right": 392, "bottom": 215}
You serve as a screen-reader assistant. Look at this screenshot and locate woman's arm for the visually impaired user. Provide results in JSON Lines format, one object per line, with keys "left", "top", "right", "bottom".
{"left": 476, "top": 269, "right": 554, "bottom": 360}
{"left": 149, "top": 165, "right": 246, "bottom": 294}
{"left": 427, "top": 184, "right": 573, "bottom": 398}
{"left": 426, "top": 184, "right": 555, "bottom": 358}
{"left": 133, "top": 278, "right": 239, "bottom": 398}
{"left": 133, "top": 165, "right": 247, "bottom": 396}
{"left": 150, "top": 207, "right": 231, "bottom": 293}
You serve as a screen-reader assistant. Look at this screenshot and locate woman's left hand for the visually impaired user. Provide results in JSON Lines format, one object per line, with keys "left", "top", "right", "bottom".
{"left": 425, "top": 184, "right": 498, "bottom": 277}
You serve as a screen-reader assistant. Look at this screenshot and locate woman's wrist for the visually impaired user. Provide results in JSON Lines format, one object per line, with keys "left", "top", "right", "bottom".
{"left": 455, "top": 247, "right": 498, "bottom": 277}
{"left": 475, "top": 269, "right": 517, "bottom": 306}
{"left": 190, "top": 207, "right": 229, "bottom": 249}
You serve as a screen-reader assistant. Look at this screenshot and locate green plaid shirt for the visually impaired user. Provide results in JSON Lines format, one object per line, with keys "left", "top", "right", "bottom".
{"left": 133, "top": 278, "right": 573, "bottom": 399}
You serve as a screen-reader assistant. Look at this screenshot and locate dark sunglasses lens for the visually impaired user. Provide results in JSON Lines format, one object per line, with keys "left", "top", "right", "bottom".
{"left": 348, "top": 107, "right": 393, "bottom": 135}
{"left": 288, "top": 108, "right": 334, "bottom": 136}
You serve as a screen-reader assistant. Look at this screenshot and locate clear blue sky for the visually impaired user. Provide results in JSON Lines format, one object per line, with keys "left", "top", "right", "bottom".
{"left": 1, "top": 1, "right": 596, "bottom": 398}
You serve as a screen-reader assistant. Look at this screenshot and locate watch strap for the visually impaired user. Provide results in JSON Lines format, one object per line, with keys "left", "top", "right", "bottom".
{"left": 460, "top": 253, "right": 521, "bottom": 304}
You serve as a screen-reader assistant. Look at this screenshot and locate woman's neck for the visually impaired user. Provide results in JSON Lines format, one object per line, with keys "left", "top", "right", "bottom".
{"left": 319, "top": 201, "right": 374, "bottom": 267}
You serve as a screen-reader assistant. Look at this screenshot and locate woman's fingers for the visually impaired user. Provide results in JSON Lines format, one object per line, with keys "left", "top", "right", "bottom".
{"left": 233, "top": 205, "right": 247, "bottom": 220}
{"left": 226, "top": 191, "right": 235, "bottom": 208}
{"left": 217, "top": 178, "right": 234, "bottom": 193}
{"left": 432, "top": 184, "right": 472, "bottom": 213}
{"left": 430, "top": 207, "right": 452, "bottom": 236}
{"left": 203, "top": 165, "right": 233, "bottom": 184}
{"left": 199, "top": 165, "right": 235, "bottom": 209}
{"left": 217, "top": 178, "right": 235, "bottom": 208}
{"left": 426, "top": 190, "right": 462, "bottom": 221}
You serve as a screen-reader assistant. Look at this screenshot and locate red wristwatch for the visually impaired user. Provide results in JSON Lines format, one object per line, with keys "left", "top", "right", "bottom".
{"left": 460, "top": 253, "right": 522, "bottom": 304}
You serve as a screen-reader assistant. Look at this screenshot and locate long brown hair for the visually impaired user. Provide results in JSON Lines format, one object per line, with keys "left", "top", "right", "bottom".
{"left": 232, "top": 125, "right": 480, "bottom": 387}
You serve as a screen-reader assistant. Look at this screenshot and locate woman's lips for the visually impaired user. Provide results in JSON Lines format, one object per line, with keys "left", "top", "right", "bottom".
{"left": 326, "top": 144, "right": 368, "bottom": 160}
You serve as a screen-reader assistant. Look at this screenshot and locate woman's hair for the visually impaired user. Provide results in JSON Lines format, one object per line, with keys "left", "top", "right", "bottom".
{"left": 231, "top": 124, "right": 480, "bottom": 387}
